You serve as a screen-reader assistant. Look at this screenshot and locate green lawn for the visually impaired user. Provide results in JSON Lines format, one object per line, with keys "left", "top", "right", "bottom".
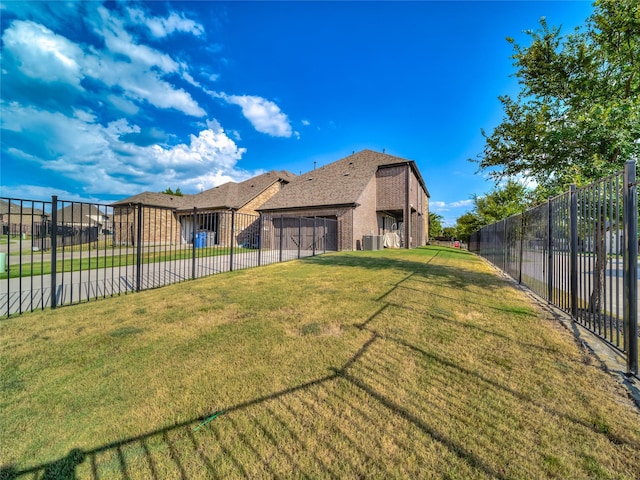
{"left": 0, "top": 245, "right": 253, "bottom": 280}
{"left": 1, "top": 246, "right": 639, "bottom": 479}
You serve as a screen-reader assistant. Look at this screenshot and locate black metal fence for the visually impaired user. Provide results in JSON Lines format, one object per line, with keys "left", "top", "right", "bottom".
{"left": 469, "top": 161, "right": 638, "bottom": 377}
{"left": 0, "top": 196, "right": 338, "bottom": 317}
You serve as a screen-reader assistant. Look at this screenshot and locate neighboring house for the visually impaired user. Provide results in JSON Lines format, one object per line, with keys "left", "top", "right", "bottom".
{"left": 111, "top": 170, "right": 295, "bottom": 246}
{"left": 258, "top": 149, "right": 430, "bottom": 250}
{"left": 0, "top": 199, "right": 46, "bottom": 236}
{"left": 55, "top": 204, "right": 107, "bottom": 227}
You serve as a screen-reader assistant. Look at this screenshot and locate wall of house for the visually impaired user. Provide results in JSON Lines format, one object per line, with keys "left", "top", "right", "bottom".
{"left": 376, "top": 164, "right": 429, "bottom": 248}
{"left": 376, "top": 166, "right": 406, "bottom": 211}
{"left": 353, "top": 175, "right": 379, "bottom": 249}
{"left": 262, "top": 207, "right": 352, "bottom": 251}
{"left": 238, "top": 181, "right": 284, "bottom": 215}
{"left": 113, "top": 206, "right": 181, "bottom": 246}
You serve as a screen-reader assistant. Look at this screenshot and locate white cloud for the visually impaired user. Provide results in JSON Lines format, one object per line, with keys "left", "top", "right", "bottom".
{"left": 2, "top": 20, "right": 84, "bottom": 87}
{"left": 0, "top": 184, "right": 107, "bottom": 204}
{"left": 219, "top": 93, "right": 293, "bottom": 137}
{"left": 2, "top": 102, "right": 249, "bottom": 196}
{"left": 127, "top": 7, "right": 205, "bottom": 38}
{"left": 430, "top": 199, "right": 474, "bottom": 212}
{"left": 1, "top": 7, "right": 206, "bottom": 118}
{"left": 301, "top": 119, "right": 311, "bottom": 126}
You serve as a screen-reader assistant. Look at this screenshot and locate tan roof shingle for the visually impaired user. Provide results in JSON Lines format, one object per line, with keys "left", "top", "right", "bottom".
{"left": 259, "top": 150, "right": 428, "bottom": 211}
{"left": 111, "top": 170, "right": 296, "bottom": 210}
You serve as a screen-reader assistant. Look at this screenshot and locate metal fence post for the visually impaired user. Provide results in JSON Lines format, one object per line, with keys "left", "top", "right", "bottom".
{"left": 229, "top": 210, "right": 235, "bottom": 272}
{"left": 547, "top": 199, "right": 553, "bottom": 302}
{"left": 570, "top": 185, "right": 578, "bottom": 318}
{"left": 324, "top": 217, "right": 327, "bottom": 254}
{"left": 136, "top": 203, "right": 143, "bottom": 292}
{"left": 298, "top": 216, "right": 302, "bottom": 259}
{"left": 50, "top": 195, "right": 58, "bottom": 309}
{"left": 518, "top": 215, "right": 524, "bottom": 284}
{"left": 279, "top": 215, "right": 283, "bottom": 263}
{"left": 192, "top": 207, "right": 197, "bottom": 279}
{"left": 623, "top": 161, "right": 638, "bottom": 376}
{"left": 313, "top": 217, "right": 317, "bottom": 256}
{"left": 258, "top": 214, "right": 263, "bottom": 267}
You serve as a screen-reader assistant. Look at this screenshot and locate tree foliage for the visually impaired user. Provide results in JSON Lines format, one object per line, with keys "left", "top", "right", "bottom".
{"left": 475, "top": 0, "right": 640, "bottom": 194}
{"left": 162, "top": 187, "right": 184, "bottom": 196}
{"left": 454, "top": 180, "right": 531, "bottom": 241}
{"left": 473, "top": 180, "right": 531, "bottom": 224}
{"left": 428, "top": 212, "right": 444, "bottom": 239}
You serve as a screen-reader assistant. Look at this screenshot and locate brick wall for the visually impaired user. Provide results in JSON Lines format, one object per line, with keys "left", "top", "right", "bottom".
{"left": 239, "top": 181, "right": 284, "bottom": 215}
{"left": 376, "top": 166, "right": 406, "bottom": 211}
{"left": 113, "top": 206, "right": 182, "bottom": 246}
{"left": 353, "top": 176, "right": 379, "bottom": 249}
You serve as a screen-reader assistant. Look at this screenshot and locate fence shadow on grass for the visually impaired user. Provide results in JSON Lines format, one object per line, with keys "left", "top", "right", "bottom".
{"left": 304, "top": 247, "right": 508, "bottom": 295}
{"left": 1, "top": 334, "right": 512, "bottom": 480}
{"left": 3, "top": 246, "right": 637, "bottom": 479}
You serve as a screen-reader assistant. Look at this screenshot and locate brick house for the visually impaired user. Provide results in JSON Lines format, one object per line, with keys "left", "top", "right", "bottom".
{"left": 258, "top": 150, "right": 430, "bottom": 250}
{"left": 111, "top": 170, "right": 295, "bottom": 246}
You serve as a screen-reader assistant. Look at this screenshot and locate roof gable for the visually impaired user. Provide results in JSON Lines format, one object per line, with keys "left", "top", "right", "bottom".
{"left": 259, "top": 150, "right": 426, "bottom": 211}
{"left": 111, "top": 170, "right": 296, "bottom": 210}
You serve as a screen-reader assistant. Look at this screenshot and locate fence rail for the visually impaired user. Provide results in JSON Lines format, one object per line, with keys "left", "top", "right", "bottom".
{"left": 469, "top": 161, "right": 639, "bottom": 377}
{"left": 0, "top": 197, "right": 338, "bottom": 317}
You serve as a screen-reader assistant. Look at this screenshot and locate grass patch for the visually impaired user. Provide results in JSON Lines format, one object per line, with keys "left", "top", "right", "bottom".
{"left": 1, "top": 246, "right": 639, "bottom": 479}
{"left": 0, "top": 245, "right": 254, "bottom": 279}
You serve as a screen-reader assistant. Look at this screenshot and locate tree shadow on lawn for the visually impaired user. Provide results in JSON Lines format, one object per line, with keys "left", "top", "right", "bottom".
{"left": 3, "top": 247, "right": 637, "bottom": 479}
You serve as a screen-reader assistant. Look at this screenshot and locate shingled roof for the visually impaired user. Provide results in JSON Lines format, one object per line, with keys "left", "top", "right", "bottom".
{"left": 0, "top": 199, "right": 45, "bottom": 217}
{"left": 259, "top": 150, "right": 428, "bottom": 211}
{"left": 183, "top": 170, "right": 296, "bottom": 211}
{"left": 111, "top": 191, "right": 187, "bottom": 209}
{"left": 56, "top": 204, "right": 105, "bottom": 224}
{"left": 112, "top": 170, "right": 296, "bottom": 210}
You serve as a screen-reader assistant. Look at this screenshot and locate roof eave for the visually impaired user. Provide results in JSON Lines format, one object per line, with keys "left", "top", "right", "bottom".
{"left": 258, "top": 202, "right": 358, "bottom": 213}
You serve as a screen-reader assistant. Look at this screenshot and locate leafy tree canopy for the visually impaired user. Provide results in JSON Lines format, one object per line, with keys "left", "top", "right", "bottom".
{"left": 474, "top": 0, "right": 640, "bottom": 195}
{"left": 455, "top": 180, "right": 532, "bottom": 241}
{"left": 428, "top": 212, "right": 444, "bottom": 239}
{"left": 162, "top": 187, "right": 184, "bottom": 196}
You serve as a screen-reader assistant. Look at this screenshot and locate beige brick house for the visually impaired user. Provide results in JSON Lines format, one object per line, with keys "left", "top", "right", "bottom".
{"left": 112, "top": 171, "right": 295, "bottom": 246}
{"left": 258, "top": 150, "right": 429, "bottom": 250}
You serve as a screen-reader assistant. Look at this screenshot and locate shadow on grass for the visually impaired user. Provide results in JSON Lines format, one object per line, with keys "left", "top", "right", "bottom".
{"left": 2, "top": 246, "right": 635, "bottom": 479}
{"left": 1, "top": 333, "right": 511, "bottom": 480}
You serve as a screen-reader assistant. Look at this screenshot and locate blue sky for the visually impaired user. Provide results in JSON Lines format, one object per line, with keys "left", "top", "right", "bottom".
{"left": 0, "top": 1, "right": 594, "bottom": 225}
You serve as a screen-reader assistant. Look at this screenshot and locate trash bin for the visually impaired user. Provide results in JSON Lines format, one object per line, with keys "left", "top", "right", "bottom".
{"left": 195, "top": 232, "right": 207, "bottom": 248}
{"left": 0, "top": 253, "right": 5, "bottom": 274}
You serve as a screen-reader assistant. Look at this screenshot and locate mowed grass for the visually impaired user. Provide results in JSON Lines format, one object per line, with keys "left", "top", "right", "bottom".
{"left": 1, "top": 246, "right": 639, "bottom": 479}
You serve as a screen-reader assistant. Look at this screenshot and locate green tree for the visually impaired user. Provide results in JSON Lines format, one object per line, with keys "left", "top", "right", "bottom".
{"left": 473, "top": 180, "right": 530, "bottom": 224}
{"left": 162, "top": 188, "right": 184, "bottom": 196}
{"left": 475, "top": 0, "right": 639, "bottom": 193}
{"left": 442, "top": 227, "right": 456, "bottom": 239}
{"left": 454, "top": 180, "right": 531, "bottom": 242}
{"left": 474, "top": 0, "right": 639, "bottom": 313}
{"left": 428, "top": 212, "right": 444, "bottom": 239}
{"left": 455, "top": 212, "right": 483, "bottom": 243}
